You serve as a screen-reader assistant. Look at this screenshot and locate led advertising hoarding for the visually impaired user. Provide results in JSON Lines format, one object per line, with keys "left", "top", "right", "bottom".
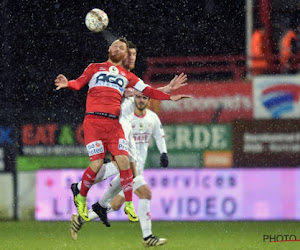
{"left": 151, "top": 82, "right": 253, "bottom": 124}
{"left": 36, "top": 168, "right": 298, "bottom": 221}
{"left": 233, "top": 119, "right": 300, "bottom": 166}
{"left": 20, "top": 123, "right": 232, "bottom": 169}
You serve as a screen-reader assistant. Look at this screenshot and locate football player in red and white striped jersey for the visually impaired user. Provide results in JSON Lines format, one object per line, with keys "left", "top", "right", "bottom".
{"left": 55, "top": 37, "right": 189, "bottom": 222}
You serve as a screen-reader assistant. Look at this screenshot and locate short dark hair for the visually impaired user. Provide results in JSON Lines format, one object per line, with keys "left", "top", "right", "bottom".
{"left": 128, "top": 41, "right": 137, "bottom": 51}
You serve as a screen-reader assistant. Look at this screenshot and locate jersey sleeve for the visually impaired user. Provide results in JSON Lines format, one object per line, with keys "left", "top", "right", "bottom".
{"left": 127, "top": 73, "right": 171, "bottom": 100}
{"left": 126, "top": 73, "right": 149, "bottom": 92}
{"left": 67, "top": 64, "right": 95, "bottom": 91}
{"left": 152, "top": 114, "right": 167, "bottom": 153}
{"left": 142, "top": 86, "right": 171, "bottom": 100}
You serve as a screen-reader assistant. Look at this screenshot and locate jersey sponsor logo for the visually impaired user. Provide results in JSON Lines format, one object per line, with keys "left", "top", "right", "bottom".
{"left": 86, "top": 140, "right": 104, "bottom": 156}
{"left": 96, "top": 73, "right": 125, "bottom": 87}
{"left": 118, "top": 138, "right": 128, "bottom": 151}
{"left": 92, "top": 72, "right": 126, "bottom": 93}
{"left": 133, "top": 133, "right": 151, "bottom": 144}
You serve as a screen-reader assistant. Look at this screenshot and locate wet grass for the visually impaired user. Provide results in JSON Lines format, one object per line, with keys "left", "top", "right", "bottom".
{"left": 1, "top": 221, "right": 300, "bottom": 249}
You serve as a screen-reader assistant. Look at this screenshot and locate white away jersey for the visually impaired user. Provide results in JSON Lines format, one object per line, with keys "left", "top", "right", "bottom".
{"left": 119, "top": 97, "right": 136, "bottom": 162}
{"left": 119, "top": 97, "right": 135, "bottom": 124}
{"left": 132, "top": 109, "right": 167, "bottom": 174}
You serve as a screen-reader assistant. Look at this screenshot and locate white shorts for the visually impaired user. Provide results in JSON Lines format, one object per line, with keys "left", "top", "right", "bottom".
{"left": 118, "top": 174, "right": 147, "bottom": 197}
{"left": 121, "top": 120, "right": 137, "bottom": 163}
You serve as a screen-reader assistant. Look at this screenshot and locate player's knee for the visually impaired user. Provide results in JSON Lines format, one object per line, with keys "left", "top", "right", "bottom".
{"left": 115, "top": 155, "right": 129, "bottom": 170}
{"left": 90, "top": 159, "right": 103, "bottom": 172}
{"left": 112, "top": 203, "right": 123, "bottom": 211}
{"left": 145, "top": 189, "right": 152, "bottom": 200}
{"left": 136, "top": 187, "right": 152, "bottom": 200}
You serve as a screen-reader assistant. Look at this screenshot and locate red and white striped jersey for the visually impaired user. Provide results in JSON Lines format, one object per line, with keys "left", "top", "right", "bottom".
{"left": 67, "top": 61, "right": 147, "bottom": 116}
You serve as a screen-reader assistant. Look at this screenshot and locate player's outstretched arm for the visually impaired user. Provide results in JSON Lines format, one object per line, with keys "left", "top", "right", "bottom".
{"left": 54, "top": 74, "right": 68, "bottom": 90}
{"left": 123, "top": 88, "right": 142, "bottom": 97}
{"left": 141, "top": 86, "right": 190, "bottom": 101}
{"left": 170, "top": 94, "right": 190, "bottom": 101}
{"left": 158, "top": 73, "right": 188, "bottom": 93}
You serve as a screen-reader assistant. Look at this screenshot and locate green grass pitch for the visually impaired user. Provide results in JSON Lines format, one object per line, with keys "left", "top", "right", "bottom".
{"left": 1, "top": 221, "right": 300, "bottom": 249}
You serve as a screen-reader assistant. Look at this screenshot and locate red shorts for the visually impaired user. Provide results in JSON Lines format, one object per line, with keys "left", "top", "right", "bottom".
{"left": 83, "top": 116, "right": 128, "bottom": 161}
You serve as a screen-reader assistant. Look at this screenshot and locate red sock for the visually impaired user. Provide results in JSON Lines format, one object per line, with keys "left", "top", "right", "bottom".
{"left": 79, "top": 166, "right": 97, "bottom": 197}
{"left": 120, "top": 168, "right": 133, "bottom": 202}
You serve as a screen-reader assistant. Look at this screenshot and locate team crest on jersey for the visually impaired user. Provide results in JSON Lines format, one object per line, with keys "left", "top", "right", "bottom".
{"left": 109, "top": 66, "right": 119, "bottom": 74}
{"left": 138, "top": 123, "right": 144, "bottom": 131}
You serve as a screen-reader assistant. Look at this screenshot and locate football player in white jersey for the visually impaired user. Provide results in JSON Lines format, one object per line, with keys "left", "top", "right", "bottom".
{"left": 96, "top": 94, "right": 169, "bottom": 247}
{"left": 70, "top": 42, "right": 187, "bottom": 247}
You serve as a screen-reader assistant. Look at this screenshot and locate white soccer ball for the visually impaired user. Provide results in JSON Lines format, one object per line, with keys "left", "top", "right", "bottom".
{"left": 85, "top": 8, "right": 109, "bottom": 33}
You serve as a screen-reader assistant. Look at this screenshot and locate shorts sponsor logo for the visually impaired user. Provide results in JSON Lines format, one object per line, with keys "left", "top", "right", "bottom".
{"left": 86, "top": 140, "right": 104, "bottom": 156}
{"left": 118, "top": 139, "right": 128, "bottom": 151}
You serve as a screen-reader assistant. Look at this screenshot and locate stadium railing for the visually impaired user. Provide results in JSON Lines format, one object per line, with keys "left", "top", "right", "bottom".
{"left": 143, "top": 54, "right": 300, "bottom": 82}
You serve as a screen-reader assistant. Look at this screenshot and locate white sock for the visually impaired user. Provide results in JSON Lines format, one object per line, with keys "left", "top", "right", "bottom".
{"left": 94, "top": 162, "right": 118, "bottom": 184}
{"left": 99, "top": 175, "right": 122, "bottom": 208}
{"left": 85, "top": 203, "right": 115, "bottom": 224}
{"left": 138, "top": 199, "right": 152, "bottom": 238}
{"left": 87, "top": 208, "right": 99, "bottom": 222}
{"left": 77, "top": 162, "right": 117, "bottom": 191}
{"left": 106, "top": 203, "right": 114, "bottom": 213}
{"left": 77, "top": 181, "right": 82, "bottom": 191}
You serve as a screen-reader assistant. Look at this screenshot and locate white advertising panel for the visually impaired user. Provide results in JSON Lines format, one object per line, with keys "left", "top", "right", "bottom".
{"left": 254, "top": 75, "right": 300, "bottom": 119}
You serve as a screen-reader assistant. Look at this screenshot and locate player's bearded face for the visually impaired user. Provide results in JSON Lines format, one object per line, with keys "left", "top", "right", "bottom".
{"left": 135, "top": 96, "right": 150, "bottom": 111}
{"left": 109, "top": 41, "right": 128, "bottom": 63}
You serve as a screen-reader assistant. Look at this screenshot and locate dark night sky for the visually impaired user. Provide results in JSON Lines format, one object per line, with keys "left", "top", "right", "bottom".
{"left": 0, "top": 0, "right": 245, "bottom": 124}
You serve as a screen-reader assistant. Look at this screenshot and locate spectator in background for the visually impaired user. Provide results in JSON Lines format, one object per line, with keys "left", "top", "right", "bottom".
{"left": 279, "top": 22, "right": 297, "bottom": 73}
{"left": 251, "top": 23, "right": 269, "bottom": 75}
{"left": 291, "top": 24, "right": 300, "bottom": 73}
